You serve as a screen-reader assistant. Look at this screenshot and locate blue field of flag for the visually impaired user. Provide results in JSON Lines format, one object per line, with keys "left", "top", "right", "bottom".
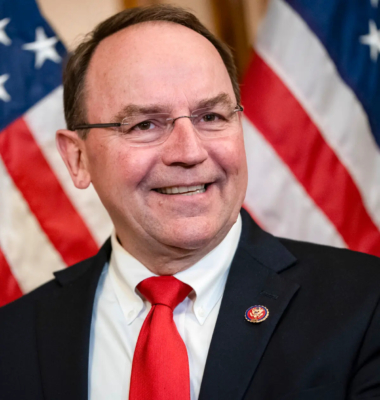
{"left": 0, "top": 0, "right": 66, "bottom": 131}
{"left": 285, "top": 0, "right": 380, "bottom": 148}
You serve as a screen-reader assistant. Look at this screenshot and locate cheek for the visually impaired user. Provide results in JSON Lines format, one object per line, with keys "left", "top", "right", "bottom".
{"left": 86, "top": 140, "right": 160, "bottom": 194}
{"left": 211, "top": 135, "right": 247, "bottom": 179}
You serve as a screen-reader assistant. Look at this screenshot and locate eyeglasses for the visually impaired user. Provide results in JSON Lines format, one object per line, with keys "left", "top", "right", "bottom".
{"left": 73, "top": 104, "right": 244, "bottom": 147}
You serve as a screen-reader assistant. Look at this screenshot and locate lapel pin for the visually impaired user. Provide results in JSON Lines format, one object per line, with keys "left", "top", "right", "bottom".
{"left": 245, "top": 305, "right": 269, "bottom": 323}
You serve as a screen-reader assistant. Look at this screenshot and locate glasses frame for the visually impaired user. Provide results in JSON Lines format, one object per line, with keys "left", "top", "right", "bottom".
{"left": 72, "top": 104, "right": 244, "bottom": 132}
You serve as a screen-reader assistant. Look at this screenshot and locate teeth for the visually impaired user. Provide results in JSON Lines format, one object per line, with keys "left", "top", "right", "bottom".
{"left": 157, "top": 184, "right": 206, "bottom": 195}
{"left": 182, "top": 188, "right": 206, "bottom": 196}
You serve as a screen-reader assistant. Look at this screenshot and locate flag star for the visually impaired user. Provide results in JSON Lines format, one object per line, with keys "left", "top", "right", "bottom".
{"left": 360, "top": 20, "right": 380, "bottom": 62}
{"left": 22, "top": 27, "right": 61, "bottom": 69}
{"left": 0, "top": 74, "right": 11, "bottom": 102}
{"left": 0, "top": 18, "right": 11, "bottom": 46}
{"left": 371, "top": 0, "right": 379, "bottom": 7}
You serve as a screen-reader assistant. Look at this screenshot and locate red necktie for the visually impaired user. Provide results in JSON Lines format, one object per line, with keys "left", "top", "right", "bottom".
{"left": 129, "top": 276, "right": 192, "bottom": 400}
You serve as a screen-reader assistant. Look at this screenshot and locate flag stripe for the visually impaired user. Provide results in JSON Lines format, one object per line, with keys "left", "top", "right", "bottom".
{"left": 256, "top": 0, "right": 380, "bottom": 232}
{"left": 24, "top": 87, "right": 112, "bottom": 245}
{"left": 242, "top": 116, "right": 346, "bottom": 248}
{"left": 284, "top": 0, "right": 380, "bottom": 144}
{"left": 242, "top": 53, "right": 380, "bottom": 256}
{"left": 0, "top": 156, "right": 66, "bottom": 293}
{"left": 0, "top": 247, "right": 22, "bottom": 307}
{"left": 0, "top": 118, "right": 99, "bottom": 266}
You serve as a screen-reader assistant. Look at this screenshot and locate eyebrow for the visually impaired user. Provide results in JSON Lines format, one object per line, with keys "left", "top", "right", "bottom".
{"left": 111, "top": 92, "right": 234, "bottom": 122}
{"left": 195, "top": 93, "right": 234, "bottom": 110}
{"left": 112, "top": 104, "right": 168, "bottom": 122}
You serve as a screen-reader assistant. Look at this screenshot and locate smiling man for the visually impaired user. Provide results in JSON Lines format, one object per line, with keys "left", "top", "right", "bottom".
{"left": 1, "top": 5, "right": 380, "bottom": 400}
{"left": 63, "top": 20, "right": 247, "bottom": 274}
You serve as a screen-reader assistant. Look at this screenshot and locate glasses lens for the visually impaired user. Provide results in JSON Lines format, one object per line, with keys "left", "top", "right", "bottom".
{"left": 191, "top": 106, "right": 240, "bottom": 138}
{"left": 121, "top": 114, "right": 171, "bottom": 145}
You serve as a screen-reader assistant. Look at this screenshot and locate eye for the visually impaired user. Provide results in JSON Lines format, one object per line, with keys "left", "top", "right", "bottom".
{"left": 127, "top": 120, "right": 157, "bottom": 133}
{"left": 199, "top": 112, "right": 225, "bottom": 123}
{"left": 202, "top": 113, "right": 218, "bottom": 122}
{"left": 132, "top": 120, "right": 156, "bottom": 131}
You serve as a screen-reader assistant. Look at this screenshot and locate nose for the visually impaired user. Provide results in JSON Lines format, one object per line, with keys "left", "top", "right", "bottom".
{"left": 161, "top": 117, "right": 208, "bottom": 167}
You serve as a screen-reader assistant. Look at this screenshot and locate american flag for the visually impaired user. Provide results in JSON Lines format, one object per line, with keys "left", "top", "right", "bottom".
{"left": 242, "top": 0, "right": 380, "bottom": 255}
{"left": 0, "top": 0, "right": 112, "bottom": 306}
{"left": 1, "top": 0, "right": 380, "bottom": 307}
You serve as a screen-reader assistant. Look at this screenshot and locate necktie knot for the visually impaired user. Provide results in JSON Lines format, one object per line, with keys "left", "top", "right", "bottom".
{"left": 137, "top": 276, "right": 192, "bottom": 310}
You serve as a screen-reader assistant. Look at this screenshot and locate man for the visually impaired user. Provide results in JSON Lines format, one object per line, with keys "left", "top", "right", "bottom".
{"left": 1, "top": 5, "right": 380, "bottom": 400}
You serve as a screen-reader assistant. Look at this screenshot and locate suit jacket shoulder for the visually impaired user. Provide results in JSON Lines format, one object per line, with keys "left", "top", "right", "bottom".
{"left": 0, "top": 238, "right": 110, "bottom": 320}
{"left": 280, "top": 235, "right": 380, "bottom": 272}
{"left": 0, "top": 239, "right": 111, "bottom": 400}
{"left": 278, "top": 237, "right": 380, "bottom": 320}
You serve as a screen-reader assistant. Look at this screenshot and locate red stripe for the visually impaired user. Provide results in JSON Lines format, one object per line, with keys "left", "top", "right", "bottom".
{"left": 0, "top": 247, "right": 23, "bottom": 307}
{"left": 0, "top": 118, "right": 99, "bottom": 266}
{"left": 241, "top": 53, "right": 380, "bottom": 256}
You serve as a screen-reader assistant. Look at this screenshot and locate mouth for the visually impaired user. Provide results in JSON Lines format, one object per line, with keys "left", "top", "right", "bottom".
{"left": 154, "top": 184, "right": 208, "bottom": 196}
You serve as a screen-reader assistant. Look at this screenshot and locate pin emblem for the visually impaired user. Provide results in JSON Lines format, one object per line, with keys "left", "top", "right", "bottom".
{"left": 245, "top": 305, "right": 269, "bottom": 323}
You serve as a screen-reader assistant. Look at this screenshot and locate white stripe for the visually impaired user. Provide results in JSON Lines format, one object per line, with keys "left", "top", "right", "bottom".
{"left": 243, "top": 116, "right": 346, "bottom": 248}
{"left": 255, "top": 0, "right": 380, "bottom": 231}
{"left": 24, "top": 87, "right": 112, "bottom": 245}
{"left": 0, "top": 156, "right": 66, "bottom": 293}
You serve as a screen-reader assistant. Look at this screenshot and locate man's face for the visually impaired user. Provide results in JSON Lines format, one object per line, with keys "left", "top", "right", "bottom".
{"left": 80, "top": 22, "right": 248, "bottom": 253}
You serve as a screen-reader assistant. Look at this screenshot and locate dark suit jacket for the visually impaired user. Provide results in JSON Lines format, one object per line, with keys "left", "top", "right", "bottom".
{"left": 1, "top": 209, "right": 380, "bottom": 400}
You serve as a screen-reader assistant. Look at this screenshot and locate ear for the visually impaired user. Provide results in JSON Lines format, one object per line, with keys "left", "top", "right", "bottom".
{"left": 56, "top": 129, "right": 91, "bottom": 189}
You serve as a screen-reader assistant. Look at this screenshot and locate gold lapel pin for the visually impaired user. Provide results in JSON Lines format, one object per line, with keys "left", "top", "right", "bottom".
{"left": 245, "top": 305, "right": 269, "bottom": 323}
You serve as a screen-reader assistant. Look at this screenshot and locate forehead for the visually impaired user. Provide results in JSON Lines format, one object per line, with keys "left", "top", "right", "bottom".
{"left": 84, "top": 22, "right": 235, "bottom": 119}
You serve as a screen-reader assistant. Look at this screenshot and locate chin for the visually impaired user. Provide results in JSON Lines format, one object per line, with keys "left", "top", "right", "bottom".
{"left": 156, "top": 217, "right": 230, "bottom": 251}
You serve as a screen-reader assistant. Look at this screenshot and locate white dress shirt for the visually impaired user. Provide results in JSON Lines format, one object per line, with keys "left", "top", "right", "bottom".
{"left": 89, "top": 215, "right": 242, "bottom": 400}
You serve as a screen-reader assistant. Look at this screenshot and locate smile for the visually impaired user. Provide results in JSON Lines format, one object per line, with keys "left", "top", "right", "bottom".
{"left": 155, "top": 184, "right": 206, "bottom": 196}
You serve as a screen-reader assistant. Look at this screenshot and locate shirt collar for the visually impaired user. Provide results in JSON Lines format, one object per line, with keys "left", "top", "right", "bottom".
{"left": 109, "top": 234, "right": 155, "bottom": 325}
{"left": 109, "top": 214, "right": 242, "bottom": 325}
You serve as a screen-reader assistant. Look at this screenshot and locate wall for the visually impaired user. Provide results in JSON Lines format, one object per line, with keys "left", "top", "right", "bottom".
{"left": 37, "top": 0, "right": 268, "bottom": 54}
{"left": 37, "top": 0, "right": 124, "bottom": 49}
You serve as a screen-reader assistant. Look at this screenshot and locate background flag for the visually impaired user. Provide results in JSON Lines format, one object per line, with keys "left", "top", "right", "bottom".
{"left": 0, "top": 0, "right": 112, "bottom": 306}
{"left": 242, "top": 0, "right": 380, "bottom": 256}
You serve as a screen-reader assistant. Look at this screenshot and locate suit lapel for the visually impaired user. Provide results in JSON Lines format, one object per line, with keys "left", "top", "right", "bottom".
{"left": 199, "top": 210, "right": 300, "bottom": 400}
{"left": 35, "top": 240, "right": 111, "bottom": 400}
